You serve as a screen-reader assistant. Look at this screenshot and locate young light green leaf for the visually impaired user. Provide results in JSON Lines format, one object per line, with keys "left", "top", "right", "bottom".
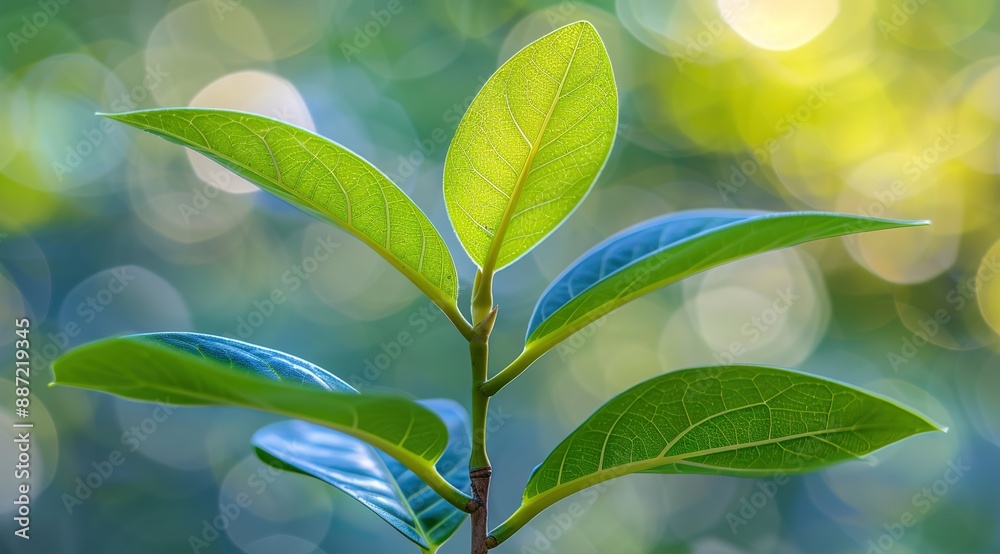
{"left": 489, "top": 365, "right": 943, "bottom": 545}
{"left": 253, "top": 400, "right": 471, "bottom": 552}
{"left": 51, "top": 333, "right": 471, "bottom": 510}
{"left": 482, "top": 210, "right": 928, "bottom": 395}
{"left": 102, "top": 109, "right": 470, "bottom": 337}
{"left": 443, "top": 21, "right": 617, "bottom": 273}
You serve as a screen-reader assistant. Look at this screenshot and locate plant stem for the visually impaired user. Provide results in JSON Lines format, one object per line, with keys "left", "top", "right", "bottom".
{"left": 470, "top": 338, "right": 492, "bottom": 469}
{"left": 480, "top": 347, "right": 543, "bottom": 396}
{"left": 469, "top": 283, "right": 497, "bottom": 553}
{"left": 470, "top": 466, "right": 491, "bottom": 554}
{"left": 471, "top": 269, "right": 494, "bottom": 326}
{"left": 412, "top": 460, "right": 474, "bottom": 512}
{"left": 439, "top": 300, "right": 476, "bottom": 341}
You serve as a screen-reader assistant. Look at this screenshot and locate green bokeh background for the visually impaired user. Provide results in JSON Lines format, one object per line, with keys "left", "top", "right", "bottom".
{"left": 2, "top": 0, "right": 999, "bottom": 553}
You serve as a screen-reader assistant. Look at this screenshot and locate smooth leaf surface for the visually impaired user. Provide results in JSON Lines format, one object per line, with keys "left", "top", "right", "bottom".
{"left": 526, "top": 210, "right": 926, "bottom": 352}
{"left": 490, "top": 365, "right": 942, "bottom": 543}
{"left": 103, "top": 109, "right": 465, "bottom": 331}
{"left": 149, "top": 332, "right": 356, "bottom": 392}
{"left": 254, "top": 399, "right": 471, "bottom": 551}
{"left": 444, "top": 21, "right": 617, "bottom": 272}
{"left": 51, "top": 333, "right": 467, "bottom": 506}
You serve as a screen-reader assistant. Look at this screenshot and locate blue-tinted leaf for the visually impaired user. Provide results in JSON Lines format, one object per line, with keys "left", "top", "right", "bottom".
{"left": 148, "top": 332, "right": 355, "bottom": 393}
{"left": 526, "top": 210, "right": 927, "bottom": 350}
{"left": 253, "top": 400, "right": 471, "bottom": 551}
{"left": 53, "top": 333, "right": 472, "bottom": 510}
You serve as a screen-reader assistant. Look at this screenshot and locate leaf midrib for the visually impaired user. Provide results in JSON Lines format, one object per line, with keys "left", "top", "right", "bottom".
{"left": 525, "top": 215, "right": 919, "bottom": 350}
{"left": 480, "top": 26, "right": 585, "bottom": 274}
{"left": 126, "top": 112, "right": 456, "bottom": 309}
{"left": 524, "top": 423, "right": 886, "bottom": 505}
{"left": 380, "top": 453, "right": 433, "bottom": 549}
{"left": 56, "top": 368, "right": 446, "bottom": 466}
{"left": 526, "top": 214, "right": 778, "bottom": 345}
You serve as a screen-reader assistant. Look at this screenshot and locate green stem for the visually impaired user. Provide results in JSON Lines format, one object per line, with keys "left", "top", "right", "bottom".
{"left": 438, "top": 299, "right": 475, "bottom": 341}
{"left": 411, "top": 460, "right": 474, "bottom": 512}
{"left": 470, "top": 338, "right": 491, "bottom": 469}
{"left": 479, "top": 347, "right": 542, "bottom": 396}
{"left": 469, "top": 274, "right": 497, "bottom": 554}
{"left": 471, "top": 269, "right": 494, "bottom": 326}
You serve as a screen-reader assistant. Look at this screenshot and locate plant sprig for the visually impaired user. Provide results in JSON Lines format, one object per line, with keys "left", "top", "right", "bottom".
{"left": 53, "top": 21, "right": 943, "bottom": 554}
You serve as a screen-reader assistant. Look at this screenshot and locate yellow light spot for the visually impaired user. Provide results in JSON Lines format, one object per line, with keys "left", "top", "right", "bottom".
{"left": 718, "top": 0, "right": 839, "bottom": 51}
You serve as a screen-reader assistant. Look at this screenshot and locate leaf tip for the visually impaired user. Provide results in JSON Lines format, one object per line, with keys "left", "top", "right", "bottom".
{"left": 550, "top": 20, "right": 600, "bottom": 42}
{"left": 97, "top": 112, "right": 135, "bottom": 125}
{"left": 915, "top": 412, "right": 949, "bottom": 434}
{"left": 887, "top": 217, "right": 931, "bottom": 228}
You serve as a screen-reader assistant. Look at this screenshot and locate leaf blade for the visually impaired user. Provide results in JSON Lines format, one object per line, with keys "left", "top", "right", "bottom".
{"left": 444, "top": 21, "right": 618, "bottom": 271}
{"left": 102, "top": 109, "right": 464, "bottom": 329}
{"left": 51, "top": 333, "right": 457, "bottom": 499}
{"left": 527, "top": 210, "right": 927, "bottom": 350}
{"left": 253, "top": 399, "right": 471, "bottom": 549}
{"left": 491, "top": 365, "right": 941, "bottom": 544}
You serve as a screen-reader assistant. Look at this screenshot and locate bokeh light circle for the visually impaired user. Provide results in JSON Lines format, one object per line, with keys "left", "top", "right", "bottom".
{"left": 718, "top": 0, "right": 839, "bottom": 51}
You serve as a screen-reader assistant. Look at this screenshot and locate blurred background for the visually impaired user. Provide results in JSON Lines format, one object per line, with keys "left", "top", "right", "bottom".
{"left": 1, "top": 0, "right": 999, "bottom": 552}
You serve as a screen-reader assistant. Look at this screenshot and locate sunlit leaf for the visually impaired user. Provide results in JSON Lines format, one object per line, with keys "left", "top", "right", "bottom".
{"left": 444, "top": 21, "right": 617, "bottom": 272}
{"left": 254, "top": 399, "right": 471, "bottom": 551}
{"left": 489, "top": 365, "right": 943, "bottom": 544}
{"left": 102, "top": 109, "right": 464, "bottom": 328}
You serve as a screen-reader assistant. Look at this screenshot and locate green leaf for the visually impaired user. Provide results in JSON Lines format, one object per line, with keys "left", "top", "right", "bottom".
{"left": 483, "top": 211, "right": 928, "bottom": 394}
{"left": 253, "top": 400, "right": 471, "bottom": 551}
{"left": 102, "top": 108, "right": 469, "bottom": 335}
{"left": 51, "top": 333, "right": 470, "bottom": 509}
{"left": 489, "top": 365, "right": 943, "bottom": 544}
{"left": 443, "top": 21, "right": 617, "bottom": 273}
